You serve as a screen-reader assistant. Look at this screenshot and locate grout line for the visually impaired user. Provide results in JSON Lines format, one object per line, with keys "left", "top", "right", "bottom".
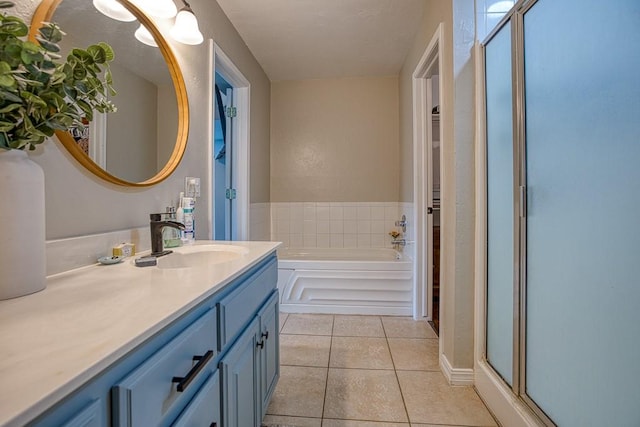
{"left": 319, "top": 315, "right": 335, "bottom": 425}
{"left": 383, "top": 315, "right": 412, "bottom": 425}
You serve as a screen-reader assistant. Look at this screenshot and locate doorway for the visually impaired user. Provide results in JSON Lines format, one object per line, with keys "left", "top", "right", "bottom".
{"left": 430, "top": 75, "right": 441, "bottom": 334}
{"left": 412, "top": 24, "right": 444, "bottom": 339}
{"left": 213, "top": 73, "right": 233, "bottom": 240}
{"left": 209, "top": 42, "right": 250, "bottom": 240}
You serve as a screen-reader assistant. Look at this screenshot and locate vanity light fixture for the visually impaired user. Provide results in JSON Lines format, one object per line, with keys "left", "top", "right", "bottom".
{"left": 169, "top": 0, "right": 204, "bottom": 45}
{"left": 130, "top": 0, "right": 178, "bottom": 19}
{"left": 134, "top": 23, "right": 158, "bottom": 47}
{"left": 92, "top": 0, "right": 136, "bottom": 22}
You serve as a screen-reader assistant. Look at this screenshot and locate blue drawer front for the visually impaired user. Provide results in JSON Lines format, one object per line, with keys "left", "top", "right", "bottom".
{"left": 218, "top": 257, "right": 277, "bottom": 349}
{"left": 171, "top": 370, "right": 220, "bottom": 427}
{"left": 112, "top": 308, "right": 217, "bottom": 427}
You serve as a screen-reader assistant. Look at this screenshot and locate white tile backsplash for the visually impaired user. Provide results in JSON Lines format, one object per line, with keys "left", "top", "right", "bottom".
{"left": 271, "top": 202, "right": 403, "bottom": 249}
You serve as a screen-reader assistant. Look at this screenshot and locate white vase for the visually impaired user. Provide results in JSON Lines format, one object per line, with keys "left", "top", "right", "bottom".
{"left": 0, "top": 150, "right": 46, "bottom": 300}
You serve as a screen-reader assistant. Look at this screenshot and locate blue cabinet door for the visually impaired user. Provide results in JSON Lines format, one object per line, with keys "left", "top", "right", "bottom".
{"left": 258, "top": 292, "right": 279, "bottom": 418}
{"left": 221, "top": 318, "right": 260, "bottom": 427}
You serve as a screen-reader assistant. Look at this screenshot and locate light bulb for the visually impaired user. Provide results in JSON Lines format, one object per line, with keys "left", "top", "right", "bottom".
{"left": 134, "top": 24, "right": 158, "bottom": 47}
{"left": 93, "top": 0, "right": 136, "bottom": 22}
{"left": 131, "top": 0, "right": 177, "bottom": 19}
{"left": 170, "top": 9, "right": 204, "bottom": 45}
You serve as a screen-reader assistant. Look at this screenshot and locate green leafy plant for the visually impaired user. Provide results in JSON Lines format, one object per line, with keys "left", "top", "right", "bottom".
{"left": 0, "top": 1, "right": 116, "bottom": 150}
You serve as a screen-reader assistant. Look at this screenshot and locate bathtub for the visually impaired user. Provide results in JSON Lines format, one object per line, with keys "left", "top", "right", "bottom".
{"left": 277, "top": 247, "right": 413, "bottom": 316}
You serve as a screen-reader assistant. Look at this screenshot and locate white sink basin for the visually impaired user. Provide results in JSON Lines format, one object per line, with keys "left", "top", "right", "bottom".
{"left": 155, "top": 244, "right": 249, "bottom": 269}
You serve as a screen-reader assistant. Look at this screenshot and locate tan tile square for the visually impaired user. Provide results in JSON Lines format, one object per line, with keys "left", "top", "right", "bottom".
{"left": 280, "top": 334, "right": 331, "bottom": 367}
{"left": 388, "top": 338, "right": 439, "bottom": 371}
{"left": 410, "top": 425, "right": 462, "bottom": 427}
{"left": 281, "top": 314, "right": 334, "bottom": 335}
{"left": 279, "top": 312, "right": 289, "bottom": 332}
{"left": 333, "top": 315, "right": 385, "bottom": 337}
{"left": 397, "top": 371, "right": 497, "bottom": 426}
{"left": 330, "top": 337, "right": 393, "bottom": 370}
{"left": 322, "top": 420, "right": 408, "bottom": 427}
{"left": 381, "top": 317, "right": 436, "bottom": 339}
{"left": 262, "top": 414, "right": 321, "bottom": 427}
{"left": 267, "top": 366, "right": 328, "bottom": 418}
{"left": 324, "top": 368, "right": 408, "bottom": 422}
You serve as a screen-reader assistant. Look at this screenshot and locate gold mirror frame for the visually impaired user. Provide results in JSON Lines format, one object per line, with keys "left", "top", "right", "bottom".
{"left": 29, "top": 0, "right": 189, "bottom": 187}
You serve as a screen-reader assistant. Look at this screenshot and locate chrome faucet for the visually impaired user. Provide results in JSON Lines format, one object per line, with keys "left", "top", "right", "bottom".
{"left": 149, "top": 213, "right": 185, "bottom": 257}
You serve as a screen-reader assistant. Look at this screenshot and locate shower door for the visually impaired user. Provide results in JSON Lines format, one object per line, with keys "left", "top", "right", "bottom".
{"left": 522, "top": 0, "right": 640, "bottom": 424}
{"left": 482, "top": 0, "right": 640, "bottom": 425}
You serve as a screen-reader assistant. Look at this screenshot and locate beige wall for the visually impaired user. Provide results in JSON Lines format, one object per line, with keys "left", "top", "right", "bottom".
{"left": 18, "top": 0, "right": 271, "bottom": 239}
{"left": 270, "top": 76, "right": 399, "bottom": 202}
{"left": 106, "top": 61, "right": 158, "bottom": 183}
{"left": 399, "top": 0, "right": 477, "bottom": 370}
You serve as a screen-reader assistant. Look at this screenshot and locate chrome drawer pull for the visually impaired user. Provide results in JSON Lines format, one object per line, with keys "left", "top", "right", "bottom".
{"left": 172, "top": 350, "right": 213, "bottom": 392}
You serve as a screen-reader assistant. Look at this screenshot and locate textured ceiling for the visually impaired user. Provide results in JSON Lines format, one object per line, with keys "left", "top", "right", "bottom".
{"left": 215, "top": 0, "right": 425, "bottom": 81}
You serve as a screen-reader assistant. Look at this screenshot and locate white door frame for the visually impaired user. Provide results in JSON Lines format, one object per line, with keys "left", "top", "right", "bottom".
{"left": 412, "top": 23, "right": 444, "bottom": 321}
{"left": 208, "top": 41, "right": 251, "bottom": 240}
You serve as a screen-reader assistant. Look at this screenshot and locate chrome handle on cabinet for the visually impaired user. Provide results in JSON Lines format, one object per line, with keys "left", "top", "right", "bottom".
{"left": 172, "top": 350, "right": 213, "bottom": 392}
{"left": 256, "top": 340, "right": 265, "bottom": 349}
{"left": 261, "top": 331, "right": 269, "bottom": 340}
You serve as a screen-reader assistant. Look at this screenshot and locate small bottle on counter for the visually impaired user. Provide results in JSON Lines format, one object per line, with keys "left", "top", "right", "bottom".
{"left": 182, "top": 197, "right": 195, "bottom": 244}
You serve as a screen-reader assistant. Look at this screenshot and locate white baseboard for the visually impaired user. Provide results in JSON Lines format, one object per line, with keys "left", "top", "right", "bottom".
{"left": 475, "top": 361, "right": 543, "bottom": 427}
{"left": 440, "top": 354, "right": 474, "bottom": 386}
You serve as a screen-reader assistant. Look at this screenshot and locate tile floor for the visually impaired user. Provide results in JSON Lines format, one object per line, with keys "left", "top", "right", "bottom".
{"left": 263, "top": 313, "right": 498, "bottom": 427}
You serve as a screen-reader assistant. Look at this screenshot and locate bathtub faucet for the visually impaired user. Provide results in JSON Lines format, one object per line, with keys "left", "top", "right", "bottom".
{"left": 391, "top": 239, "right": 407, "bottom": 247}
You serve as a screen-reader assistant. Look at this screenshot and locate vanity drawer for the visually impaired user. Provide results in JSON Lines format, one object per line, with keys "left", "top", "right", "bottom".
{"left": 112, "top": 308, "right": 217, "bottom": 427}
{"left": 218, "top": 257, "right": 277, "bottom": 349}
{"left": 171, "top": 370, "right": 220, "bottom": 427}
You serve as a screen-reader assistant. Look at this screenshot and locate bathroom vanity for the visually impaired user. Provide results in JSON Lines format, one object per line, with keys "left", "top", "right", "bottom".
{"left": 0, "top": 241, "right": 280, "bottom": 427}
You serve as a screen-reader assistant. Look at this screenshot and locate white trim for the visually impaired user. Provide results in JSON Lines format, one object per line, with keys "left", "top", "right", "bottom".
{"left": 209, "top": 41, "right": 251, "bottom": 241}
{"left": 440, "top": 353, "right": 474, "bottom": 386}
{"left": 89, "top": 112, "right": 107, "bottom": 169}
{"left": 412, "top": 23, "right": 444, "bottom": 321}
{"left": 476, "top": 361, "right": 542, "bottom": 427}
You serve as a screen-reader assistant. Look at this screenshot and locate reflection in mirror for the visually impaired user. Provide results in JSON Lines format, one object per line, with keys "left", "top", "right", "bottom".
{"left": 31, "top": 0, "right": 188, "bottom": 186}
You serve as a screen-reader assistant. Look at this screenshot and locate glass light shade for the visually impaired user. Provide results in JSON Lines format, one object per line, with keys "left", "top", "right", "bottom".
{"left": 131, "top": 0, "right": 177, "bottom": 19}
{"left": 170, "top": 9, "right": 204, "bottom": 45}
{"left": 134, "top": 24, "right": 158, "bottom": 47}
{"left": 93, "top": 0, "right": 136, "bottom": 22}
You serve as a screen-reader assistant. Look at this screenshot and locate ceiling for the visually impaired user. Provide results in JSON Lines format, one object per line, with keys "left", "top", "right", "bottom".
{"left": 215, "top": 0, "right": 425, "bottom": 82}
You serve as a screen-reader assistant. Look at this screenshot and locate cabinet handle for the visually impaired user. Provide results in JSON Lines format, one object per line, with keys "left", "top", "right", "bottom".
{"left": 172, "top": 350, "right": 213, "bottom": 392}
{"left": 256, "top": 340, "right": 265, "bottom": 349}
{"left": 261, "top": 331, "right": 269, "bottom": 340}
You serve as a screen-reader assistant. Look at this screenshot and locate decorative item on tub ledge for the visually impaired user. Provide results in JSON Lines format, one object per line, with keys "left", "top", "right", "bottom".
{"left": 389, "top": 230, "right": 401, "bottom": 250}
{"left": 0, "top": 1, "right": 116, "bottom": 300}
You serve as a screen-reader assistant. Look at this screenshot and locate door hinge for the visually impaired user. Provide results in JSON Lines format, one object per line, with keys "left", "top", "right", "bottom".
{"left": 225, "top": 188, "right": 237, "bottom": 200}
{"left": 225, "top": 106, "right": 237, "bottom": 118}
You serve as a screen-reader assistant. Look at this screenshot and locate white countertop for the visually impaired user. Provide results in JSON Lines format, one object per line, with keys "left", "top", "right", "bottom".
{"left": 0, "top": 240, "right": 280, "bottom": 427}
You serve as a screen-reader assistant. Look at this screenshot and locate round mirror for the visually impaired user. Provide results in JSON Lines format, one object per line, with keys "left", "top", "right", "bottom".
{"left": 30, "top": 0, "right": 189, "bottom": 186}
